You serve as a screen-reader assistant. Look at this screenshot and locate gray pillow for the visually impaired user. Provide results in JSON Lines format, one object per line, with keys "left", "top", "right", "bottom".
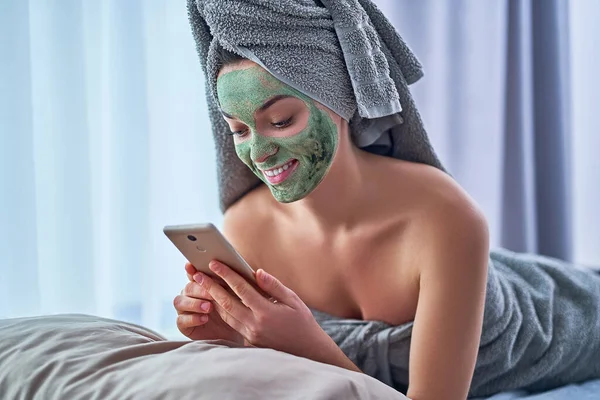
{"left": 0, "top": 314, "right": 406, "bottom": 400}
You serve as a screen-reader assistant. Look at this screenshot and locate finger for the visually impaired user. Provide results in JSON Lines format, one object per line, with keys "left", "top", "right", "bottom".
{"left": 177, "top": 312, "right": 209, "bottom": 329}
{"left": 185, "top": 262, "right": 231, "bottom": 292}
{"left": 208, "top": 261, "right": 265, "bottom": 310}
{"left": 173, "top": 295, "right": 212, "bottom": 314}
{"left": 256, "top": 269, "right": 298, "bottom": 306}
{"left": 194, "top": 271, "right": 252, "bottom": 323}
{"left": 212, "top": 302, "right": 248, "bottom": 337}
{"left": 185, "top": 262, "right": 198, "bottom": 281}
{"left": 182, "top": 281, "right": 214, "bottom": 301}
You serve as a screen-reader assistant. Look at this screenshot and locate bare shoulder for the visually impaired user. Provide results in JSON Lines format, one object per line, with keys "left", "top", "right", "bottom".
{"left": 384, "top": 160, "right": 490, "bottom": 271}
{"left": 391, "top": 161, "right": 487, "bottom": 229}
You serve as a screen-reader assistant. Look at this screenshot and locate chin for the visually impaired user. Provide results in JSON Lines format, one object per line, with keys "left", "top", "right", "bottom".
{"left": 271, "top": 191, "right": 305, "bottom": 204}
{"left": 270, "top": 186, "right": 312, "bottom": 204}
{"left": 269, "top": 178, "right": 328, "bottom": 204}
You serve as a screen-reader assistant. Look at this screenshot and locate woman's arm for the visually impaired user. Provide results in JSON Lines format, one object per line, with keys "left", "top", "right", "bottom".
{"left": 406, "top": 199, "right": 489, "bottom": 400}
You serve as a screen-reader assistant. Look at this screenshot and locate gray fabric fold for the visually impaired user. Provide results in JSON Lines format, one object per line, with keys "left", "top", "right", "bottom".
{"left": 312, "top": 249, "right": 600, "bottom": 398}
{"left": 187, "top": 0, "right": 444, "bottom": 212}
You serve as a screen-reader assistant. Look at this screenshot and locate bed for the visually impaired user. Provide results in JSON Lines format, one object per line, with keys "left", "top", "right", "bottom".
{"left": 0, "top": 314, "right": 598, "bottom": 399}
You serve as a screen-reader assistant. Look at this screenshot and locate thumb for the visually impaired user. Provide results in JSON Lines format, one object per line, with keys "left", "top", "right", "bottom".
{"left": 256, "top": 269, "right": 296, "bottom": 305}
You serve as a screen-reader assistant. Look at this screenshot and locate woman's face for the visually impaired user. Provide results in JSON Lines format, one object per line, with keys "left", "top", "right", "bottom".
{"left": 217, "top": 63, "right": 339, "bottom": 203}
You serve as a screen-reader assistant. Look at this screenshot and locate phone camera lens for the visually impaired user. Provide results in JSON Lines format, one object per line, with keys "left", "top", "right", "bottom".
{"left": 187, "top": 235, "right": 197, "bottom": 241}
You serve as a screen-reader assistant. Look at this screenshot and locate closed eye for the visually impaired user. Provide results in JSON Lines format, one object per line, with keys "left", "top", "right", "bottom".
{"left": 227, "top": 128, "right": 249, "bottom": 137}
{"left": 272, "top": 117, "right": 293, "bottom": 129}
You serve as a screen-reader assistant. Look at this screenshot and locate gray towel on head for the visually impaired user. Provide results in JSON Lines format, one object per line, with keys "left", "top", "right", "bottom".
{"left": 312, "top": 249, "right": 600, "bottom": 397}
{"left": 187, "top": 0, "right": 444, "bottom": 212}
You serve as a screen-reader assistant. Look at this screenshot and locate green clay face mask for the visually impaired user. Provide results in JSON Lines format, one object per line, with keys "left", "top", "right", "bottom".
{"left": 217, "top": 66, "right": 338, "bottom": 203}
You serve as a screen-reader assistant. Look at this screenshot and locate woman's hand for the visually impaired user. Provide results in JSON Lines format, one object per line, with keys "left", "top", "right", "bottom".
{"left": 173, "top": 262, "right": 244, "bottom": 345}
{"left": 194, "top": 260, "right": 360, "bottom": 371}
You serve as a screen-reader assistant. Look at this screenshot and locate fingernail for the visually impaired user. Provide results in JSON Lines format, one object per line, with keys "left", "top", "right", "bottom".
{"left": 194, "top": 273, "right": 203, "bottom": 284}
{"left": 199, "top": 314, "right": 209, "bottom": 323}
{"left": 260, "top": 269, "right": 271, "bottom": 283}
{"left": 200, "top": 302, "right": 210, "bottom": 312}
{"left": 209, "top": 261, "right": 220, "bottom": 273}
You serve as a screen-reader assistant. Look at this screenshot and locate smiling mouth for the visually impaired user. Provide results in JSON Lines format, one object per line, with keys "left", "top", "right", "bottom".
{"left": 260, "top": 159, "right": 299, "bottom": 185}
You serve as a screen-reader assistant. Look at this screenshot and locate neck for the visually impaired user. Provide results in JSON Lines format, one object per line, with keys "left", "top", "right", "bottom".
{"left": 286, "top": 133, "right": 371, "bottom": 231}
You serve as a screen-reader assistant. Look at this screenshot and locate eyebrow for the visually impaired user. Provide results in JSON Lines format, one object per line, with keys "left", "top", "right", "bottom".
{"left": 257, "top": 94, "right": 293, "bottom": 113}
{"left": 220, "top": 94, "right": 293, "bottom": 120}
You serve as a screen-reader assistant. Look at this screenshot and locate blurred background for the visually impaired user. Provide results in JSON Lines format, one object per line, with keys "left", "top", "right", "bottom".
{"left": 1, "top": 0, "right": 599, "bottom": 338}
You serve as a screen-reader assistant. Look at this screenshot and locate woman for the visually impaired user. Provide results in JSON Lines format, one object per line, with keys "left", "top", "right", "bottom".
{"left": 174, "top": 1, "right": 600, "bottom": 399}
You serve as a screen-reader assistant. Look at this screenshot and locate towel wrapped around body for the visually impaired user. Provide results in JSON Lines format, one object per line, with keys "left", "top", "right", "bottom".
{"left": 312, "top": 248, "right": 600, "bottom": 397}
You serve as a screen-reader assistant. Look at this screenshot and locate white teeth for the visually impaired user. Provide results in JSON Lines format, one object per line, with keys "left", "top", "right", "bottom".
{"left": 264, "top": 161, "right": 295, "bottom": 178}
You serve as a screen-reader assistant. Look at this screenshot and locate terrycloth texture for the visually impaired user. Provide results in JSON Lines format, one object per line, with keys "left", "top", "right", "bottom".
{"left": 477, "top": 379, "right": 600, "bottom": 400}
{"left": 312, "top": 248, "right": 600, "bottom": 398}
{"left": 187, "top": 0, "right": 444, "bottom": 212}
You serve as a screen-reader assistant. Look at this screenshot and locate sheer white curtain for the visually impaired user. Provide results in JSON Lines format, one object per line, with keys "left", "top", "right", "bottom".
{"left": 569, "top": 0, "right": 600, "bottom": 266}
{"left": 0, "top": 0, "right": 220, "bottom": 338}
{"left": 1, "top": 0, "right": 599, "bottom": 338}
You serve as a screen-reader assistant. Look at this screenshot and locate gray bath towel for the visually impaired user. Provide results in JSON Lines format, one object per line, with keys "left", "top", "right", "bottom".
{"left": 312, "top": 248, "right": 600, "bottom": 397}
{"left": 187, "top": 0, "right": 444, "bottom": 212}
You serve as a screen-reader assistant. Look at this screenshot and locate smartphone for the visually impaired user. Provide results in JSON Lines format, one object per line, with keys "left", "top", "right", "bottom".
{"left": 163, "top": 223, "right": 257, "bottom": 286}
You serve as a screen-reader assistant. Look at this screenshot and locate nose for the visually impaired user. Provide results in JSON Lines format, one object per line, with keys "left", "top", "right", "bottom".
{"left": 254, "top": 147, "right": 279, "bottom": 163}
{"left": 250, "top": 133, "right": 279, "bottom": 164}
